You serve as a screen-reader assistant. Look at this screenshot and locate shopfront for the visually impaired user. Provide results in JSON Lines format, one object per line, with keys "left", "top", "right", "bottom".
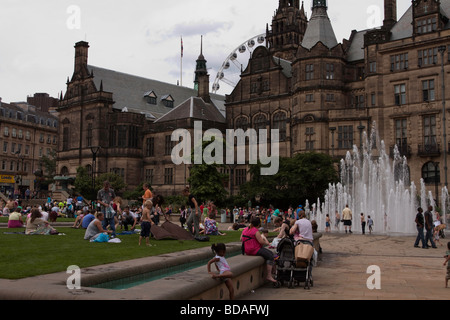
{"left": 0, "top": 175, "right": 15, "bottom": 198}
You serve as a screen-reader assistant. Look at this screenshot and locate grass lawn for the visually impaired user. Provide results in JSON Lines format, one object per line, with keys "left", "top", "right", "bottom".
{"left": 0, "top": 225, "right": 244, "bottom": 280}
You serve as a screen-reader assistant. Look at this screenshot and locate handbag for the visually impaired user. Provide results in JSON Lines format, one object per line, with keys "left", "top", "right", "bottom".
{"left": 295, "top": 242, "right": 314, "bottom": 268}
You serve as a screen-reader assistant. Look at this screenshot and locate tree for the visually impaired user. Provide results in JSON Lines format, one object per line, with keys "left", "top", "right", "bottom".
{"left": 73, "top": 166, "right": 93, "bottom": 199}
{"left": 187, "top": 136, "right": 228, "bottom": 205}
{"left": 94, "top": 172, "right": 127, "bottom": 196}
{"left": 40, "top": 149, "right": 57, "bottom": 187}
{"left": 240, "top": 152, "right": 339, "bottom": 209}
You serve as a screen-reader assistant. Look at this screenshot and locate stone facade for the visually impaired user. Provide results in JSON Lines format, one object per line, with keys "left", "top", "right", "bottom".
{"left": 226, "top": 0, "right": 450, "bottom": 200}
{"left": 56, "top": 0, "right": 450, "bottom": 201}
{"left": 0, "top": 100, "right": 58, "bottom": 196}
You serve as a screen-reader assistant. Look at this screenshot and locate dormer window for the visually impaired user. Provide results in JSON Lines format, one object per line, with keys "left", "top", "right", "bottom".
{"left": 161, "top": 94, "right": 174, "bottom": 108}
{"left": 417, "top": 17, "right": 437, "bottom": 34}
{"left": 144, "top": 91, "right": 157, "bottom": 105}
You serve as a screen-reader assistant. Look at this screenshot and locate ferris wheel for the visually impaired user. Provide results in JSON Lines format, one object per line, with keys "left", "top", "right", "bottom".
{"left": 212, "top": 33, "right": 266, "bottom": 94}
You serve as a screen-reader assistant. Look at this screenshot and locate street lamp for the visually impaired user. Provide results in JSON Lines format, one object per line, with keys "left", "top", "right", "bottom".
{"left": 438, "top": 45, "right": 448, "bottom": 229}
{"left": 438, "top": 45, "right": 447, "bottom": 188}
{"left": 329, "top": 127, "right": 336, "bottom": 157}
{"left": 432, "top": 161, "right": 440, "bottom": 207}
{"left": 15, "top": 151, "right": 24, "bottom": 199}
{"left": 90, "top": 146, "right": 101, "bottom": 194}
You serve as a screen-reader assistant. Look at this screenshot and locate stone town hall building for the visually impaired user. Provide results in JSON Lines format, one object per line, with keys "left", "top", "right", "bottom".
{"left": 57, "top": 0, "right": 450, "bottom": 199}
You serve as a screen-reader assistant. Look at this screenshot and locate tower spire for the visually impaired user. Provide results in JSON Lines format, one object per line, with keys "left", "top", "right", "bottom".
{"left": 194, "top": 36, "right": 210, "bottom": 102}
{"left": 301, "top": 0, "right": 337, "bottom": 49}
{"left": 267, "top": 0, "right": 308, "bottom": 61}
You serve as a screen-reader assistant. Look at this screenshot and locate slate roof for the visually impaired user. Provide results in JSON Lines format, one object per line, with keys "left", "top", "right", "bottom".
{"left": 0, "top": 101, "right": 58, "bottom": 127}
{"left": 391, "top": 1, "right": 450, "bottom": 41}
{"left": 155, "top": 96, "right": 226, "bottom": 123}
{"left": 346, "top": 29, "right": 368, "bottom": 62}
{"left": 87, "top": 65, "right": 226, "bottom": 120}
{"left": 301, "top": 7, "right": 338, "bottom": 50}
{"left": 347, "top": 0, "right": 450, "bottom": 61}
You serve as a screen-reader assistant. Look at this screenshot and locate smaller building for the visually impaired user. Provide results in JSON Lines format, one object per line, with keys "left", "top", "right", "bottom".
{"left": 0, "top": 99, "right": 58, "bottom": 198}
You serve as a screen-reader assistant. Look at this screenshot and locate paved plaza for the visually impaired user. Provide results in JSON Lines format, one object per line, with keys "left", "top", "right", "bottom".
{"left": 0, "top": 221, "right": 448, "bottom": 300}
{"left": 239, "top": 231, "right": 449, "bottom": 300}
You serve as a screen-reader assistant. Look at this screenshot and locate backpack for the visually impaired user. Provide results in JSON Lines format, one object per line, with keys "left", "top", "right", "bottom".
{"left": 194, "top": 235, "right": 210, "bottom": 242}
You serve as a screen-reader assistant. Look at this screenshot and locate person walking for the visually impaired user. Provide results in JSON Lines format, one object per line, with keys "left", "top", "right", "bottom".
{"left": 414, "top": 207, "right": 427, "bottom": 249}
{"left": 184, "top": 187, "right": 200, "bottom": 237}
{"left": 97, "top": 181, "right": 117, "bottom": 237}
{"left": 334, "top": 210, "right": 340, "bottom": 231}
{"left": 424, "top": 206, "right": 438, "bottom": 249}
{"left": 361, "top": 213, "right": 366, "bottom": 235}
{"left": 444, "top": 242, "right": 450, "bottom": 288}
{"left": 342, "top": 205, "right": 353, "bottom": 234}
{"left": 367, "top": 215, "right": 374, "bottom": 234}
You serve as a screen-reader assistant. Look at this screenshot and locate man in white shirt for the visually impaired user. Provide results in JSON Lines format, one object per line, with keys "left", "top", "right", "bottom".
{"left": 342, "top": 204, "right": 353, "bottom": 234}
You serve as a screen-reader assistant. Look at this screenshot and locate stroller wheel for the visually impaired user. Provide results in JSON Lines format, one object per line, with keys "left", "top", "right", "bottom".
{"left": 288, "top": 280, "right": 294, "bottom": 289}
{"left": 274, "top": 281, "right": 282, "bottom": 288}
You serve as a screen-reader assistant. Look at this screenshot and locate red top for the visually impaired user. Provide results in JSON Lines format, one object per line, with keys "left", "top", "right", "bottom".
{"left": 242, "top": 226, "right": 261, "bottom": 255}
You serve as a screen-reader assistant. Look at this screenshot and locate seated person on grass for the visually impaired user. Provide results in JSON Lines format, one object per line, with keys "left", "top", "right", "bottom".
{"left": 203, "top": 212, "right": 226, "bottom": 236}
{"left": 84, "top": 212, "right": 112, "bottom": 241}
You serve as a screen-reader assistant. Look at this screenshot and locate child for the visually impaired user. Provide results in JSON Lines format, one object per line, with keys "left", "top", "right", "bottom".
{"left": 207, "top": 243, "right": 234, "bottom": 300}
{"left": 139, "top": 200, "right": 153, "bottom": 247}
{"left": 260, "top": 228, "right": 269, "bottom": 244}
{"left": 367, "top": 215, "right": 374, "bottom": 234}
{"left": 325, "top": 214, "right": 331, "bottom": 233}
{"left": 434, "top": 228, "right": 443, "bottom": 247}
{"left": 444, "top": 242, "right": 450, "bottom": 288}
{"left": 179, "top": 206, "right": 187, "bottom": 229}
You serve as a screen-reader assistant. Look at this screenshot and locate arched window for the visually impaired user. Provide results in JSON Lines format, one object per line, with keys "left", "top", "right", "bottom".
{"left": 273, "top": 112, "right": 287, "bottom": 141}
{"left": 254, "top": 114, "right": 267, "bottom": 132}
{"left": 235, "top": 117, "right": 249, "bottom": 131}
{"left": 422, "top": 162, "right": 440, "bottom": 184}
{"left": 61, "top": 166, "right": 69, "bottom": 176}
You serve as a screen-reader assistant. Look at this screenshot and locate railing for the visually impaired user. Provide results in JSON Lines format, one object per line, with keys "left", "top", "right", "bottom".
{"left": 418, "top": 144, "right": 441, "bottom": 157}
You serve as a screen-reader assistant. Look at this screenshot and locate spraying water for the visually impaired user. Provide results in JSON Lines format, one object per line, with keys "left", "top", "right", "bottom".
{"left": 314, "top": 122, "right": 448, "bottom": 235}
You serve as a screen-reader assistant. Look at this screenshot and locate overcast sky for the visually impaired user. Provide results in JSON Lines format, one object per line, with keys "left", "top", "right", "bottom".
{"left": 0, "top": 0, "right": 411, "bottom": 103}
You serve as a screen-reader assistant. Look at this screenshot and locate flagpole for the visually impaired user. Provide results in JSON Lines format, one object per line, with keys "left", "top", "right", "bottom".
{"left": 180, "top": 36, "right": 183, "bottom": 87}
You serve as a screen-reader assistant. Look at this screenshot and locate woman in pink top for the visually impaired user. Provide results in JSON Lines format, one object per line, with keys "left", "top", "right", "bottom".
{"left": 241, "top": 217, "right": 276, "bottom": 283}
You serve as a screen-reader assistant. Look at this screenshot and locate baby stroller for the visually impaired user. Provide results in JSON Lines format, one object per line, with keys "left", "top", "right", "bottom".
{"left": 274, "top": 237, "right": 314, "bottom": 289}
{"left": 436, "top": 224, "right": 446, "bottom": 239}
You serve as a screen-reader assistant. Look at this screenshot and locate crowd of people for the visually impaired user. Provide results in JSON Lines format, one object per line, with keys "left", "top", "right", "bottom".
{"left": 3, "top": 184, "right": 450, "bottom": 295}
{"left": 0, "top": 197, "right": 59, "bottom": 235}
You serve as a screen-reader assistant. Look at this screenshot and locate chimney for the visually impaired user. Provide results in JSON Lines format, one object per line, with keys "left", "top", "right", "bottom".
{"left": 383, "top": 0, "right": 397, "bottom": 30}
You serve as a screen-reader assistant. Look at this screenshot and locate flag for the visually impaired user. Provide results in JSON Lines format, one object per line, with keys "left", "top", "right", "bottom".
{"left": 181, "top": 37, "right": 184, "bottom": 58}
